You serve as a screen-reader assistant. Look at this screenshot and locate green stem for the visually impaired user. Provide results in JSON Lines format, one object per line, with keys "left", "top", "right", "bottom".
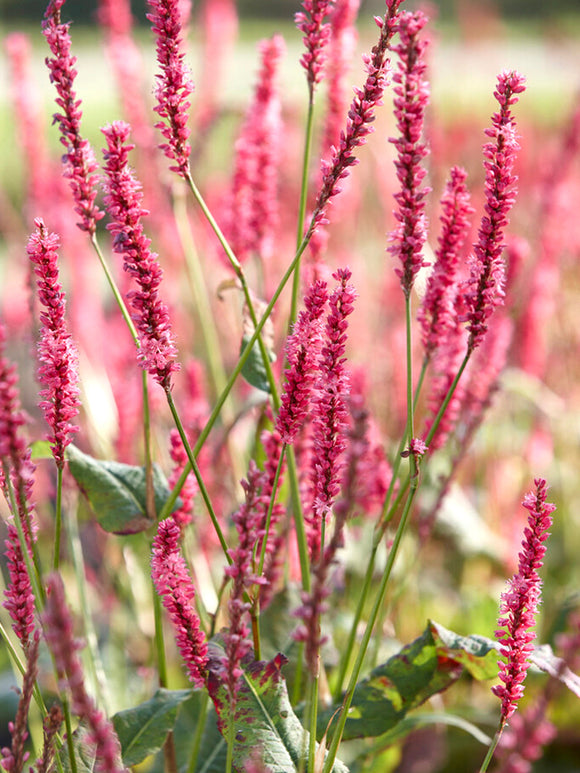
{"left": 153, "top": 585, "right": 168, "bottom": 689}
{"left": 323, "top": 487, "right": 419, "bottom": 773}
{"left": 424, "top": 350, "right": 470, "bottom": 448}
{"left": 290, "top": 94, "right": 316, "bottom": 329}
{"left": 159, "top": 229, "right": 314, "bottom": 521}
{"left": 63, "top": 698, "right": 78, "bottom": 773}
{"left": 0, "top": 622, "right": 47, "bottom": 716}
{"left": 404, "top": 293, "right": 417, "bottom": 482}
{"left": 52, "top": 466, "right": 63, "bottom": 570}
{"left": 183, "top": 171, "right": 279, "bottom": 402}
{"left": 90, "top": 233, "right": 139, "bottom": 346}
{"left": 142, "top": 371, "right": 156, "bottom": 521}
{"left": 479, "top": 725, "right": 503, "bottom": 773}
{"left": 308, "top": 670, "right": 319, "bottom": 773}
{"left": 66, "top": 502, "right": 109, "bottom": 712}
{"left": 164, "top": 388, "right": 230, "bottom": 562}
{"left": 186, "top": 693, "right": 209, "bottom": 773}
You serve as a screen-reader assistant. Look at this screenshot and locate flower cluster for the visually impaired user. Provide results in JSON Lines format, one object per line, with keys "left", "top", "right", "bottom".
{"left": 1, "top": 632, "right": 39, "bottom": 773}
{"left": 387, "top": 10, "right": 431, "bottom": 297}
{"left": 463, "top": 70, "right": 526, "bottom": 352}
{"left": 492, "top": 478, "right": 555, "bottom": 728}
{"left": 147, "top": 0, "right": 194, "bottom": 176}
{"left": 42, "top": 0, "right": 102, "bottom": 234}
{"left": 295, "top": 0, "right": 334, "bottom": 91}
{"left": 276, "top": 279, "right": 329, "bottom": 445}
{"left": 101, "top": 121, "right": 179, "bottom": 390}
{"left": 41, "top": 574, "right": 125, "bottom": 773}
{"left": 223, "top": 463, "right": 267, "bottom": 705}
{"left": 27, "top": 219, "right": 80, "bottom": 469}
{"left": 310, "top": 268, "right": 356, "bottom": 532}
{"left": 312, "top": 0, "right": 403, "bottom": 231}
{"left": 151, "top": 518, "right": 208, "bottom": 686}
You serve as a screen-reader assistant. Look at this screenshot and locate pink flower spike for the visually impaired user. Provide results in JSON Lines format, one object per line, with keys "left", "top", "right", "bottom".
{"left": 295, "top": 0, "right": 335, "bottom": 92}
{"left": 462, "top": 70, "right": 526, "bottom": 352}
{"left": 312, "top": 0, "right": 404, "bottom": 231}
{"left": 387, "top": 10, "right": 431, "bottom": 297}
{"left": 41, "top": 574, "right": 125, "bottom": 773}
{"left": 223, "top": 462, "right": 267, "bottom": 709}
{"left": 276, "top": 279, "right": 329, "bottom": 445}
{"left": 147, "top": 0, "right": 194, "bottom": 177}
{"left": 308, "top": 268, "right": 356, "bottom": 556}
{"left": 151, "top": 519, "right": 208, "bottom": 687}
{"left": 101, "top": 121, "right": 179, "bottom": 390}
{"left": 492, "top": 478, "right": 555, "bottom": 729}
{"left": 27, "top": 219, "right": 80, "bottom": 470}
{"left": 42, "top": 0, "right": 103, "bottom": 234}
{"left": 418, "top": 166, "right": 474, "bottom": 359}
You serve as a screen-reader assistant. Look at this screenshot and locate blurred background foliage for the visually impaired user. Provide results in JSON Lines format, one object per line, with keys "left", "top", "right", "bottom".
{"left": 2, "top": 0, "right": 580, "bottom": 24}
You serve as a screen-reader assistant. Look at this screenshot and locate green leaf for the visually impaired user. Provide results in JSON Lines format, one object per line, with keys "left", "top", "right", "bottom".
{"left": 66, "top": 445, "right": 178, "bottom": 534}
{"left": 207, "top": 644, "right": 349, "bottom": 772}
{"left": 57, "top": 722, "right": 122, "bottom": 773}
{"left": 113, "top": 688, "right": 192, "bottom": 766}
{"left": 321, "top": 620, "right": 498, "bottom": 741}
{"left": 240, "top": 334, "right": 276, "bottom": 394}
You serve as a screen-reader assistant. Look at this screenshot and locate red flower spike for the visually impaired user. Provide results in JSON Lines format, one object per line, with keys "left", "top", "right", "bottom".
{"left": 492, "top": 478, "right": 555, "bottom": 728}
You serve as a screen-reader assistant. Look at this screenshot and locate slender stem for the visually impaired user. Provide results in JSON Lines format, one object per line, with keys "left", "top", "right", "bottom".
{"left": 404, "top": 294, "right": 417, "bottom": 483}
{"left": 424, "top": 350, "right": 470, "bottom": 447}
{"left": 63, "top": 698, "right": 78, "bottom": 773}
{"left": 164, "top": 388, "right": 230, "bottom": 562}
{"left": 3, "top": 465, "right": 44, "bottom": 608}
{"left": 0, "top": 622, "right": 47, "bottom": 716}
{"left": 186, "top": 693, "right": 209, "bottom": 773}
{"left": 332, "top": 540, "right": 379, "bottom": 702}
{"left": 308, "top": 670, "right": 319, "bottom": 773}
{"left": 479, "top": 726, "right": 503, "bottom": 773}
{"left": 153, "top": 585, "right": 168, "bottom": 689}
{"left": 52, "top": 466, "right": 63, "bottom": 570}
{"left": 90, "top": 233, "right": 139, "bottom": 346}
{"left": 290, "top": 94, "right": 316, "bottom": 329}
{"left": 226, "top": 713, "right": 235, "bottom": 773}
{"left": 323, "top": 487, "right": 419, "bottom": 773}
{"left": 66, "top": 501, "right": 109, "bottom": 712}
{"left": 159, "top": 229, "right": 314, "bottom": 521}
{"left": 256, "top": 446, "right": 287, "bottom": 578}
{"left": 183, "top": 171, "right": 279, "bottom": 401}
{"left": 142, "top": 371, "right": 156, "bottom": 521}
{"left": 287, "top": 447, "right": 311, "bottom": 594}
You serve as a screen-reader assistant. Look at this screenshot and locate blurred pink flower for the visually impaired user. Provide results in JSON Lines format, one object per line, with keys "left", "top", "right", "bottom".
{"left": 42, "top": 574, "right": 125, "bottom": 773}
{"left": 419, "top": 166, "right": 473, "bottom": 358}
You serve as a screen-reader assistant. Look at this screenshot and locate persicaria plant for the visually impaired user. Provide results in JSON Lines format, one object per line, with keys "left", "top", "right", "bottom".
{"left": 1, "top": 1, "right": 580, "bottom": 772}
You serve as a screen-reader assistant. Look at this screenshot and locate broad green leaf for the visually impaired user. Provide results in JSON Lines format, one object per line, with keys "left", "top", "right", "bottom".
{"left": 207, "top": 644, "right": 349, "bottom": 772}
{"left": 240, "top": 334, "right": 276, "bottom": 393}
{"left": 66, "top": 445, "right": 178, "bottom": 534}
{"left": 321, "top": 620, "right": 498, "bottom": 741}
{"left": 57, "top": 722, "right": 122, "bottom": 773}
{"left": 113, "top": 688, "right": 192, "bottom": 766}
